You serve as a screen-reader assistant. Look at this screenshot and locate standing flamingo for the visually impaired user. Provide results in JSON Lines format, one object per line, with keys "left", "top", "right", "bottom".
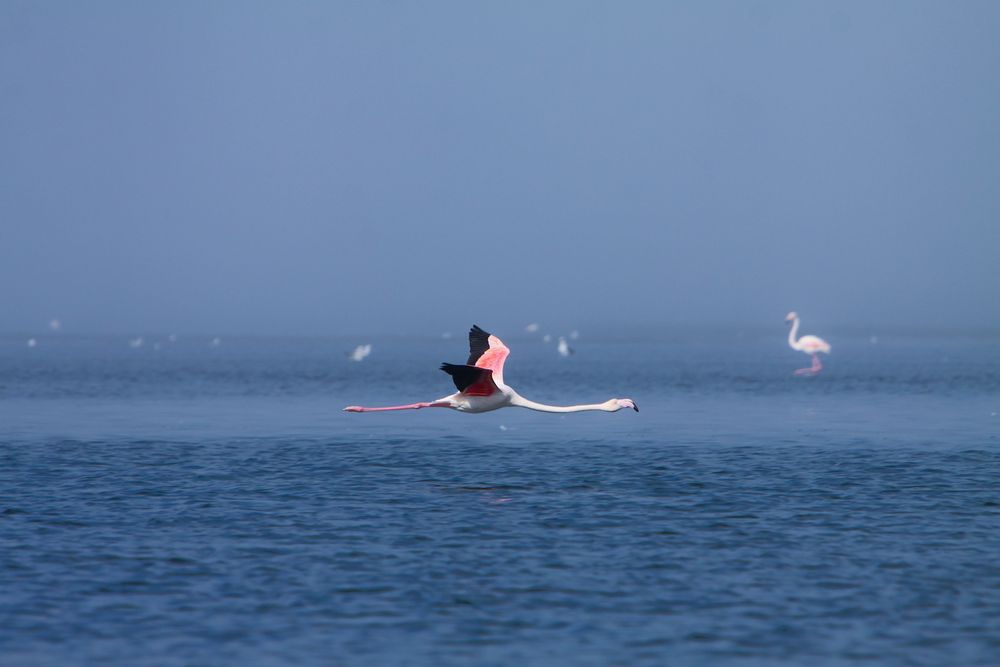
{"left": 344, "top": 325, "right": 638, "bottom": 414}
{"left": 785, "top": 311, "right": 831, "bottom": 376}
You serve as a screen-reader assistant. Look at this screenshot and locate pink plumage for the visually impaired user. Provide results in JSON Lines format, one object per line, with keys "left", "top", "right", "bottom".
{"left": 344, "top": 325, "right": 637, "bottom": 415}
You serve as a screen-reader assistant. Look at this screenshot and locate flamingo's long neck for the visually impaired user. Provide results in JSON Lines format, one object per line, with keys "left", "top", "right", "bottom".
{"left": 788, "top": 317, "right": 801, "bottom": 350}
{"left": 510, "top": 394, "right": 612, "bottom": 413}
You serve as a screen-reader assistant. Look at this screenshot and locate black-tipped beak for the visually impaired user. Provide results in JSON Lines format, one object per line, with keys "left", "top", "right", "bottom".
{"left": 633, "top": 403, "right": 639, "bottom": 412}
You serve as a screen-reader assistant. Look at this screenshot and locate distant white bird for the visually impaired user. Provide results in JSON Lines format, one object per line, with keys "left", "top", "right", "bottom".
{"left": 569, "top": 330, "right": 580, "bottom": 340}
{"left": 129, "top": 337, "right": 144, "bottom": 348}
{"left": 542, "top": 334, "right": 552, "bottom": 343}
{"left": 349, "top": 344, "right": 372, "bottom": 362}
{"left": 27, "top": 338, "right": 37, "bottom": 348}
{"left": 785, "top": 312, "right": 831, "bottom": 376}
{"left": 49, "top": 319, "right": 61, "bottom": 331}
{"left": 211, "top": 337, "right": 222, "bottom": 347}
{"left": 525, "top": 323, "right": 540, "bottom": 333}
{"left": 557, "top": 336, "right": 574, "bottom": 357}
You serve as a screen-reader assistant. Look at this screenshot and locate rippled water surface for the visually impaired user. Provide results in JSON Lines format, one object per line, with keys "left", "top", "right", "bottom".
{"left": 1, "top": 334, "right": 998, "bottom": 665}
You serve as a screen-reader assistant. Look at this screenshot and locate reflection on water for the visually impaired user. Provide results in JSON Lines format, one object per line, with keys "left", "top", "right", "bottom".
{"left": 0, "top": 335, "right": 997, "bottom": 665}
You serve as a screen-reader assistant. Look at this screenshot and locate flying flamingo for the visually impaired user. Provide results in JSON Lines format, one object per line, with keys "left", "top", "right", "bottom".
{"left": 785, "top": 311, "right": 831, "bottom": 376}
{"left": 344, "top": 325, "right": 638, "bottom": 414}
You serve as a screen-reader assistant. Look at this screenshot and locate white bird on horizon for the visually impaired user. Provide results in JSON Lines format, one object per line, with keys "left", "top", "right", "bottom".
{"left": 27, "top": 338, "right": 37, "bottom": 348}
{"left": 557, "top": 336, "right": 574, "bottom": 357}
{"left": 525, "top": 323, "right": 540, "bottom": 333}
{"left": 349, "top": 344, "right": 372, "bottom": 362}
{"left": 344, "top": 325, "right": 637, "bottom": 414}
{"left": 49, "top": 319, "right": 61, "bottom": 331}
{"left": 785, "top": 311, "right": 831, "bottom": 376}
{"left": 129, "top": 337, "right": 144, "bottom": 348}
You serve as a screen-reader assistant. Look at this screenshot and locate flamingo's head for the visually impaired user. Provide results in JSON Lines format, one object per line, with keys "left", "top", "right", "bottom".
{"left": 606, "top": 398, "right": 638, "bottom": 412}
{"left": 785, "top": 311, "right": 798, "bottom": 323}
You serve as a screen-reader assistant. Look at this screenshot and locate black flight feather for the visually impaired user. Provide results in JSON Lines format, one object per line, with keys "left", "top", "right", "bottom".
{"left": 467, "top": 325, "right": 492, "bottom": 365}
{"left": 440, "top": 363, "right": 491, "bottom": 393}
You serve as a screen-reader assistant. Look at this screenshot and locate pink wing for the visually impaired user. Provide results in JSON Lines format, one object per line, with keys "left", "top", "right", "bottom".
{"left": 799, "top": 335, "right": 831, "bottom": 353}
{"left": 467, "top": 325, "right": 510, "bottom": 386}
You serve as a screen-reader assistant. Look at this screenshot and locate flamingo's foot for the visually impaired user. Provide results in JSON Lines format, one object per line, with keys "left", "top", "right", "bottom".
{"left": 793, "top": 355, "right": 823, "bottom": 377}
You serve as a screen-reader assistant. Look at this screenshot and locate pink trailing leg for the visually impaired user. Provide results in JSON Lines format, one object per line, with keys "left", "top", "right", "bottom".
{"left": 793, "top": 354, "right": 823, "bottom": 376}
{"left": 343, "top": 402, "right": 450, "bottom": 412}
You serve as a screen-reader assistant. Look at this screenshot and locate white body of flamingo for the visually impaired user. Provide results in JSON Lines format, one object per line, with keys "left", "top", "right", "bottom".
{"left": 344, "top": 325, "right": 637, "bottom": 414}
{"left": 785, "top": 311, "right": 831, "bottom": 376}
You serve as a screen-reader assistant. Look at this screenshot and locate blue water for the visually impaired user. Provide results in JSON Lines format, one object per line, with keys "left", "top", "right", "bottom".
{"left": 1, "top": 334, "right": 998, "bottom": 665}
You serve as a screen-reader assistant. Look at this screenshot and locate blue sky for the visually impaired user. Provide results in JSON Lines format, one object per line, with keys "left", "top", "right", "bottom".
{"left": 2, "top": 2, "right": 998, "bottom": 335}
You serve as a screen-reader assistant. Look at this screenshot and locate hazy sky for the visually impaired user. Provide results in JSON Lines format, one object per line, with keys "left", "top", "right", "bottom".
{"left": 2, "top": 2, "right": 998, "bottom": 336}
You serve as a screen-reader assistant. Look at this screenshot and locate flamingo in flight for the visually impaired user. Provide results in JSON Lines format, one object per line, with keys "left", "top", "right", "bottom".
{"left": 785, "top": 311, "right": 831, "bottom": 376}
{"left": 344, "top": 325, "right": 638, "bottom": 414}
